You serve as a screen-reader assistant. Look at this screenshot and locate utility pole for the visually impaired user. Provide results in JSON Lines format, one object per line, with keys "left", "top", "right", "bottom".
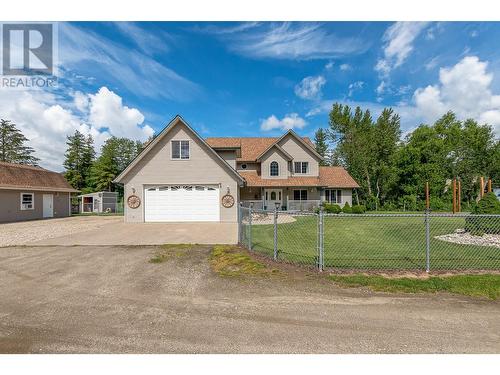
{"left": 452, "top": 178, "right": 457, "bottom": 214}
{"left": 457, "top": 179, "right": 461, "bottom": 213}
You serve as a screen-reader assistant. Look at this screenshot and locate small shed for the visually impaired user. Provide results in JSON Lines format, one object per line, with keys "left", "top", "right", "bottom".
{"left": 78, "top": 191, "right": 118, "bottom": 213}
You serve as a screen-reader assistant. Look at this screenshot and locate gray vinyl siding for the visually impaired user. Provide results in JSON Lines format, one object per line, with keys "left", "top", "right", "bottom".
{"left": 0, "top": 190, "right": 70, "bottom": 223}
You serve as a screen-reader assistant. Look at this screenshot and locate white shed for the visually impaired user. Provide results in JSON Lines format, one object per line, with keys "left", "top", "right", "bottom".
{"left": 78, "top": 191, "right": 119, "bottom": 213}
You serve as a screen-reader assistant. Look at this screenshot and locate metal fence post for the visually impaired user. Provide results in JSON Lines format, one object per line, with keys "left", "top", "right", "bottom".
{"left": 273, "top": 205, "right": 278, "bottom": 261}
{"left": 318, "top": 207, "right": 324, "bottom": 272}
{"left": 248, "top": 203, "right": 253, "bottom": 251}
{"left": 238, "top": 203, "right": 243, "bottom": 245}
{"left": 425, "top": 209, "right": 430, "bottom": 272}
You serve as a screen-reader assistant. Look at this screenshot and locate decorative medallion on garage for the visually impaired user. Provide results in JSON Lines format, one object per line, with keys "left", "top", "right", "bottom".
{"left": 127, "top": 195, "right": 141, "bottom": 209}
{"left": 221, "top": 194, "right": 235, "bottom": 208}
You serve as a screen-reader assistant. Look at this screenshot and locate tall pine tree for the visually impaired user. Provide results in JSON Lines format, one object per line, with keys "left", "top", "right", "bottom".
{"left": 63, "top": 130, "right": 95, "bottom": 191}
{"left": 0, "top": 119, "right": 39, "bottom": 165}
{"left": 314, "top": 128, "right": 329, "bottom": 166}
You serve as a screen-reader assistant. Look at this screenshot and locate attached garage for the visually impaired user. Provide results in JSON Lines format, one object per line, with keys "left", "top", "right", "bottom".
{"left": 144, "top": 185, "right": 220, "bottom": 222}
{"left": 113, "top": 116, "right": 245, "bottom": 226}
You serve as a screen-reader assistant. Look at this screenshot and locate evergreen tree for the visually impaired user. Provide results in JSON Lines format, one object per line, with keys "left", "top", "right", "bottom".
{"left": 89, "top": 137, "right": 143, "bottom": 192}
{"left": 314, "top": 128, "right": 329, "bottom": 166}
{"left": 0, "top": 119, "right": 39, "bottom": 165}
{"left": 63, "top": 130, "right": 95, "bottom": 191}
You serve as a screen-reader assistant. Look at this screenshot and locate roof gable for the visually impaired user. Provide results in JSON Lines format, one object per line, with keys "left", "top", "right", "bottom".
{"left": 114, "top": 115, "right": 245, "bottom": 184}
{"left": 276, "top": 130, "right": 324, "bottom": 161}
{"left": 256, "top": 143, "right": 293, "bottom": 161}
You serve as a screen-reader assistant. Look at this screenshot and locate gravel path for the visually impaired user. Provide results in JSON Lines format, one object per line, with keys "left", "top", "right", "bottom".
{"left": 0, "top": 216, "right": 122, "bottom": 247}
{"left": 435, "top": 230, "right": 500, "bottom": 248}
{"left": 243, "top": 212, "right": 297, "bottom": 225}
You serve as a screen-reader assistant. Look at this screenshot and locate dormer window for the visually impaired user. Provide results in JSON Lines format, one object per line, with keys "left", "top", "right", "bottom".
{"left": 270, "top": 161, "right": 279, "bottom": 176}
{"left": 294, "top": 161, "right": 309, "bottom": 174}
{"left": 172, "top": 140, "right": 189, "bottom": 159}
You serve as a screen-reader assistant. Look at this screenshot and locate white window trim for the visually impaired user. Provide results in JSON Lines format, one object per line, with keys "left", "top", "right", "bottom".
{"left": 171, "top": 140, "right": 190, "bottom": 160}
{"left": 294, "top": 161, "right": 309, "bottom": 174}
{"left": 20, "top": 192, "right": 34, "bottom": 210}
{"left": 325, "top": 189, "right": 342, "bottom": 204}
{"left": 269, "top": 160, "right": 279, "bottom": 177}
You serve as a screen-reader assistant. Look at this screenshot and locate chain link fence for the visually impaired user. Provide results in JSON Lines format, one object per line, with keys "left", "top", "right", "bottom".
{"left": 238, "top": 205, "right": 500, "bottom": 272}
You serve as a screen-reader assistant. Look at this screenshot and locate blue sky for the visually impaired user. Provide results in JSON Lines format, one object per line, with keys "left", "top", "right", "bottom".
{"left": 2, "top": 21, "right": 500, "bottom": 170}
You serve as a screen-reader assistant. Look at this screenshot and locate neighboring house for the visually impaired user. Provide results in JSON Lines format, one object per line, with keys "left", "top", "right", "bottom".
{"left": 0, "top": 162, "right": 78, "bottom": 223}
{"left": 114, "top": 115, "right": 359, "bottom": 223}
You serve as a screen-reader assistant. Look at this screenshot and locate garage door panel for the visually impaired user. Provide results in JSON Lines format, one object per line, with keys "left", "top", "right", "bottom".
{"left": 144, "top": 185, "right": 220, "bottom": 222}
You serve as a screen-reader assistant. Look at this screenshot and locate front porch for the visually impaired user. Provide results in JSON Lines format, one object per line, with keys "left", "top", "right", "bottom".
{"left": 240, "top": 186, "right": 322, "bottom": 211}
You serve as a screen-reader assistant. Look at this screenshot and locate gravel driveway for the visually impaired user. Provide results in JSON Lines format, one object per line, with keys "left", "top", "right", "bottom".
{"left": 0, "top": 244, "right": 498, "bottom": 353}
{"left": 0, "top": 216, "right": 121, "bottom": 247}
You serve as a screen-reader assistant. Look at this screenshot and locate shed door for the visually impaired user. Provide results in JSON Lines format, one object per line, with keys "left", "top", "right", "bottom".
{"left": 144, "top": 185, "right": 220, "bottom": 222}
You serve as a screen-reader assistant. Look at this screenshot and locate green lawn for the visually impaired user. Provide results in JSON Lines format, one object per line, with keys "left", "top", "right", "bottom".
{"left": 248, "top": 215, "right": 500, "bottom": 270}
{"left": 329, "top": 274, "right": 500, "bottom": 300}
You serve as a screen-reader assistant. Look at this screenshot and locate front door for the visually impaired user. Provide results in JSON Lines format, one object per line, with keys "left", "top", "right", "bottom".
{"left": 264, "top": 189, "right": 282, "bottom": 210}
{"left": 43, "top": 194, "right": 54, "bottom": 218}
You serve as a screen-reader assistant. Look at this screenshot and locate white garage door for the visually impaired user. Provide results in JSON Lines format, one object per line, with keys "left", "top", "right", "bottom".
{"left": 144, "top": 185, "right": 220, "bottom": 222}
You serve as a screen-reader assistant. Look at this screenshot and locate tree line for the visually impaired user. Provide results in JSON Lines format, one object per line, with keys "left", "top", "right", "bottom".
{"left": 63, "top": 131, "right": 146, "bottom": 194}
{"left": 313, "top": 103, "right": 500, "bottom": 211}
{"left": 0, "top": 119, "right": 145, "bottom": 195}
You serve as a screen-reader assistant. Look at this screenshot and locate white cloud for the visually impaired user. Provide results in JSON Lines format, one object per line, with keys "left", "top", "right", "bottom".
{"left": 206, "top": 22, "right": 368, "bottom": 60}
{"left": 59, "top": 23, "right": 200, "bottom": 102}
{"left": 425, "top": 56, "right": 440, "bottom": 71}
{"left": 73, "top": 91, "right": 89, "bottom": 112}
{"left": 348, "top": 81, "right": 364, "bottom": 97}
{"left": 376, "top": 81, "right": 387, "bottom": 96}
{"left": 261, "top": 113, "right": 307, "bottom": 131}
{"left": 114, "top": 22, "right": 171, "bottom": 56}
{"left": 339, "top": 63, "right": 352, "bottom": 71}
{"left": 377, "top": 22, "right": 430, "bottom": 72}
{"left": 0, "top": 86, "right": 155, "bottom": 171}
{"left": 325, "top": 61, "right": 334, "bottom": 70}
{"left": 88, "top": 87, "right": 154, "bottom": 140}
{"left": 375, "top": 22, "right": 429, "bottom": 99}
{"left": 413, "top": 56, "right": 500, "bottom": 135}
{"left": 294, "top": 75, "right": 326, "bottom": 100}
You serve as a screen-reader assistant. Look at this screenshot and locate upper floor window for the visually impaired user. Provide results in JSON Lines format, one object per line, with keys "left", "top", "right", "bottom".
{"left": 270, "top": 161, "right": 279, "bottom": 176}
{"left": 172, "top": 140, "right": 189, "bottom": 159}
{"left": 294, "top": 161, "right": 309, "bottom": 174}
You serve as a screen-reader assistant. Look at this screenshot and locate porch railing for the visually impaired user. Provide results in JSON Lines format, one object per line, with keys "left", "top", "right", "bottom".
{"left": 287, "top": 200, "right": 321, "bottom": 211}
{"left": 241, "top": 200, "right": 264, "bottom": 210}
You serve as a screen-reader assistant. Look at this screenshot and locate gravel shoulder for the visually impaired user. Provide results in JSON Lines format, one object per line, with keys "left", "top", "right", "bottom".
{"left": 0, "top": 244, "right": 498, "bottom": 353}
{"left": 0, "top": 216, "right": 122, "bottom": 247}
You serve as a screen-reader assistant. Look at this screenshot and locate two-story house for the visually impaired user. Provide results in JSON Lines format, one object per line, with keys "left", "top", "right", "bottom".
{"left": 114, "top": 116, "right": 359, "bottom": 224}
{"left": 206, "top": 132, "right": 358, "bottom": 211}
